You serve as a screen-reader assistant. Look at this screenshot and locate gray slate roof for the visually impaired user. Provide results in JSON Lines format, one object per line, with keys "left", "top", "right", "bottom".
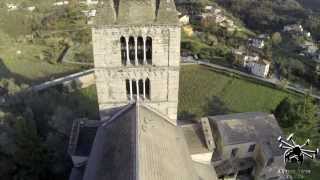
{"left": 208, "top": 112, "right": 283, "bottom": 156}
{"left": 82, "top": 103, "right": 202, "bottom": 180}
{"left": 94, "top": 0, "right": 179, "bottom": 26}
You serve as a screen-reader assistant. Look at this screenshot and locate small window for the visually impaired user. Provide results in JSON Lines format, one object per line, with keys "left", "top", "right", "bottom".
{"left": 231, "top": 148, "right": 238, "bottom": 158}
{"left": 248, "top": 144, "right": 256, "bottom": 152}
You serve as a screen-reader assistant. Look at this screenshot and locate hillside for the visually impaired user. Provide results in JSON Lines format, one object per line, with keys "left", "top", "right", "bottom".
{"left": 216, "top": 0, "right": 320, "bottom": 39}
{"left": 297, "top": 0, "right": 320, "bottom": 11}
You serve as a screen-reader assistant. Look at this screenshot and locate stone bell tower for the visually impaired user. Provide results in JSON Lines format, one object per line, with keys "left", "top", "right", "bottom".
{"left": 92, "top": 0, "right": 180, "bottom": 125}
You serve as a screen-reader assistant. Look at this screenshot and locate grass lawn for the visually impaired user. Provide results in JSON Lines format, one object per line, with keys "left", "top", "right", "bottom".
{"left": 0, "top": 3, "right": 88, "bottom": 86}
{"left": 178, "top": 65, "right": 301, "bottom": 119}
{"left": 0, "top": 41, "right": 83, "bottom": 85}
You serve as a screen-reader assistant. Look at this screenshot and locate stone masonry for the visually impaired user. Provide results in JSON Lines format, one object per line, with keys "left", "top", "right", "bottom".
{"left": 92, "top": 25, "right": 181, "bottom": 124}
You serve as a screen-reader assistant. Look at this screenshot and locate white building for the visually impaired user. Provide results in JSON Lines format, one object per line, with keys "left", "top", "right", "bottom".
{"left": 213, "top": 8, "right": 222, "bottom": 15}
{"left": 241, "top": 55, "right": 270, "bottom": 78}
{"left": 257, "top": 34, "right": 270, "bottom": 40}
{"left": 248, "top": 38, "right": 265, "bottom": 49}
{"left": 204, "top": 5, "right": 213, "bottom": 12}
{"left": 179, "top": 15, "right": 190, "bottom": 25}
{"left": 243, "top": 55, "right": 259, "bottom": 67}
{"left": 7, "top": 3, "right": 18, "bottom": 11}
{"left": 27, "top": 6, "right": 36, "bottom": 11}
{"left": 250, "top": 60, "right": 271, "bottom": 78}
{"left": 214, "top": 14, "right": 226, "bottom": 24}
{"left": 80, "top": 0, "right": 99, "bottom": 5}
{"left": 86, "top": 0, "right": 99, "bottom": 4}
{"left": 301, "top": 41, "right": 319, "bottom": 55}
{"left": 283, "top": 24, "right": 304, "bottom": 33}
{"left": 305, "top": 32, "right": 311, "bottom": 38}
{"left": 53, "top": 1, "right": 69, "bottom": 6}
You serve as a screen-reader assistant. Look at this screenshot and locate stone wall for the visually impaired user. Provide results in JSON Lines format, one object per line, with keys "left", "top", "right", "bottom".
{"left": 93, "top": 25, "right": 181, "bottom": 124}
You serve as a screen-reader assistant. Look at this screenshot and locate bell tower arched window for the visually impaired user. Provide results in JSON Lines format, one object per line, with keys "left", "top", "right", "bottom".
{"left": 145, "top": 78, "right": 150, "bottom": 99}
{"left": 129, "top": 36, "right": 135, "bottom": 65}
{"left": 120, "top": 36, "right": 127, "bottom": 65}
{"left": 137, "top": 37, "right": 144, "bottom": 65}
{"left": 146, "top": 37, "right": 152, "bottom": 65}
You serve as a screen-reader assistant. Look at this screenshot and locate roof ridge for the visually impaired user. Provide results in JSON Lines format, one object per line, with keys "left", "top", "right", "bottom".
{"left": 140, "top": 103, "right": 177, "bottom": 126}
{"left": 101, "top": 102, "right": 135, "bottom": 127}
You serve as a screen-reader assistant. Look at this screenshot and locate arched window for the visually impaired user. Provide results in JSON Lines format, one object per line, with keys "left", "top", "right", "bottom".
{"left": 137, "top": 36, "right": 144, "bottom": 65}
{"left": 132, "top": 79, "right": 137, "bottom": 97}
{"left": 129, "top": 36, "right": 135, "bottom": 65}
{"left": 138, "top": 79, "right": 143, "bottom": 97}
{"left": 145, "top": 78, "right": 150, "bottom": 99}
{"left": 120, "top": 36, "right": 127, "bottom": 65}
{"left": 146, "top": 37, "right": 152, "bottom": 65}
{"left": 125, "top": 79, "right": 130, "bottom": 99}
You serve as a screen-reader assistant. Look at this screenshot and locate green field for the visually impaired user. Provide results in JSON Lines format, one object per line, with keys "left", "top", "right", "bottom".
{"left": 0, "top": 3, "right": 86, "bottom": 85}
{"left": 178, "top": 65, "right": 300, "bottom": 119}
{"left": 0, "top": 42, "right": 82, "bottom": 85}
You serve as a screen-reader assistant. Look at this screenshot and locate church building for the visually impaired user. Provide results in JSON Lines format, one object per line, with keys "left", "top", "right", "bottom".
{"left": 67, "top": 1, "right": 286, "bottom": 180}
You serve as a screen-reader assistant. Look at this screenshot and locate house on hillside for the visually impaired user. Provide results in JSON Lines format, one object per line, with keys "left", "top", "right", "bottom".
{"left": 82, "top": 9, "right": 97, "bottom": 17}
{"left": 53, "top": 1, "right": 69, "bottom": 6}
{"left": 179, "top": 15, "right": 190, "bottom": 25}
{"left": 213, "top": 8, "right": 222, "bottom": 15}
{"left": 248, "top": 38, "right": 265, "bottom": 49}
{"left": 214, "top": 14, "right": 226, "bottom": 24}
{"left": 283, "top": 24, "right": 304, "bottom": 33}
{"left": 6, "top": 3, "right": 18, "bottom": 11}
{"left": 86, "top": 0, "right": 99, "bottom": 5}
{"left": 305, "top": 32, "right": 311, "bottom": 38}
{"left": 27, "top": 6, "right": 36, "bottom": 11}
{"left": 243, "top": 55, "right": 259, "bottom": 67}
{"left": 204, "top": 113, "right": 286, "bottom": 180}
{"left": 258, "top": 34, "right": 270, "bottom": 40}
{"left": 235, "top": 54, "right": 270, "bottom": 78}
{"left": 82, "top": 9, "right": 97, "bottom": 24}
{"left": 250, "top": 60, "right": 271, "bottom": 78}
{"left": 204, "top": 5, "right": 213, "bottom": 12}
{"left": 301, "top": 41, "right": 319, "bottom": 55}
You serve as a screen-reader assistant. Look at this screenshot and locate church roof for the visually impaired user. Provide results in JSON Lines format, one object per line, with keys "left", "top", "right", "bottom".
{"left": 208, "top": 112, "right": 283, "bottom": 156}
{"left": 181, "top": 124, "right": 210, "bottom": 154}
{"left": 94, "top": 0, "right": 179, "bottom": 26}
{"left": 82, "top": 102, "right": 202, "bottom": 180}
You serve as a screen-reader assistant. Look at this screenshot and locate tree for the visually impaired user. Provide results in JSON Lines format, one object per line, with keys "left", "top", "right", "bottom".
{"left": 13, "top": 117, "right": 50, "bottom": 180}
{"left": 50, "top": 106, "right": 74, "bottom": 136}
{"left": 0, "top": 79, "right": 27, "bottom": 96}
{"left": 274, "top": 97, "right": 298, "bottom": 128}
{"left": 295, "top": 94, "right": 318, "bottom": 126}
{"left": 271, "top": 32, "right": 282, "bottom": 45}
